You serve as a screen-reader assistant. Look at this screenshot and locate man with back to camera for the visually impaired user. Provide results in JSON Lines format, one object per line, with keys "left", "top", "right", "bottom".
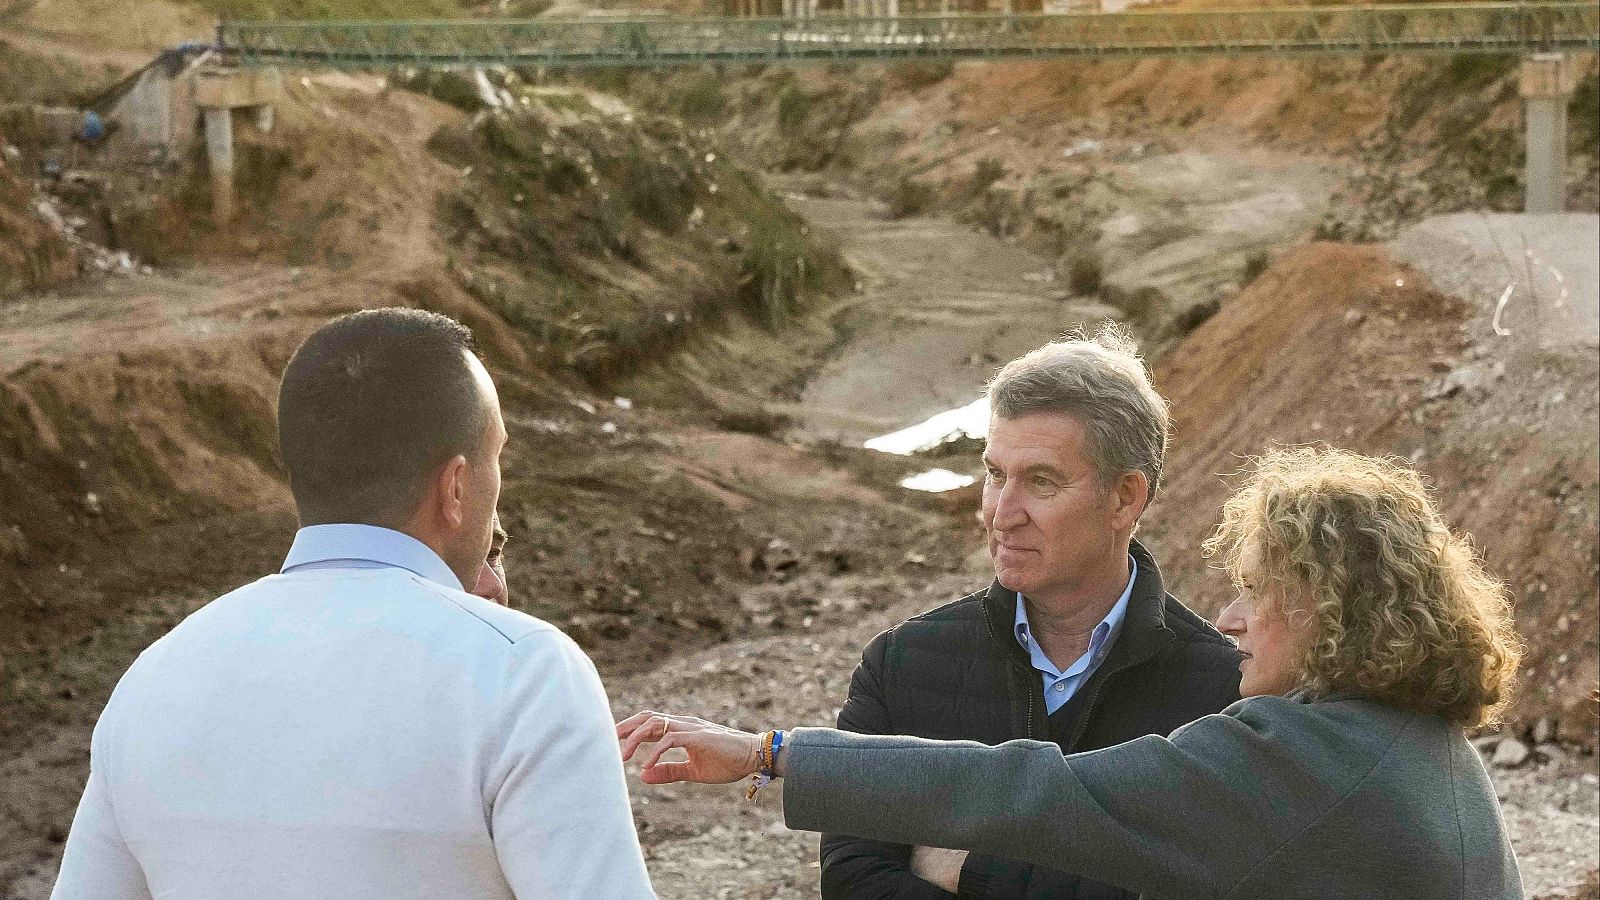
{"left": 821, "top": 327, "right": 1243, "bottom": 900}
{"left": 50, "top": 308, "right": 655, "bottom": 899}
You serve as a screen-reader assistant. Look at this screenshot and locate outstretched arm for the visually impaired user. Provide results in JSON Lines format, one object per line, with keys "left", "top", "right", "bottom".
{"left": 618, "top": 698, "right": 1358, "bottom": 900}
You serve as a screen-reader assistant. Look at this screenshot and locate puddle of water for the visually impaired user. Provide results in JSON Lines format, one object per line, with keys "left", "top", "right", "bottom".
{"left": 863, "top": 397, "right": 989, "bottom": 456}
{"left": 900, "top": 468, "right": 977, "bottom": 493}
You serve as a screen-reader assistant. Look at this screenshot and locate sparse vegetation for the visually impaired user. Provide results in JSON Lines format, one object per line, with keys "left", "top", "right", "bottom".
{"left": 889, "top": 61, "right": 955, "bottom": 90}
{"left": 715, "top": 403, "right": 791, "bottom": 436}
{"left": 1065, "top": 249, "right": 1102, "bottom": 296}
{"left": 1570, "top": 70, "right": 1599, "bottom": 158}
{"left": 886, "top": 176, "right": 935, "bottom": 219}
{"left": 969, "top": 157, "right": 1006, "bottom": 195}
{"left": 0, "top": 39, "right": 108, "bottom": 107}
{"left": 670, "top": 73, "right": 729, "bottom": 123}
{"left": 1443, "top": 53, "right": 1517, "bottom": 91}
{"left": 775, "top": 82, "right": 817, "bottom": 135}
{"left": 735, "top": 186, "right": 825, "bottom": 329}
{"left": 1242, "top": 249, "right": 1271, "bottom": 285}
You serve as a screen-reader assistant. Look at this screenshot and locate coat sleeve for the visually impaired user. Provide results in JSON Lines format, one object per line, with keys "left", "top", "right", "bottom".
{"left": 784, "top": 699, "right": 1352, "bottom": 900}
{"left": 49, "top": 768, "right": 153, "bottom": 900}
{"left": 819, "top": 630, "right": 957, "bottom": 900}
{"left": 489, "top": 630, "right": 656, "bottom": 899}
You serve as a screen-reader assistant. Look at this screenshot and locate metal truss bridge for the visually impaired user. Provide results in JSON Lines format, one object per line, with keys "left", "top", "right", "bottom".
{"left": 219, "top": 1, "right": 1599, "bottom": 70}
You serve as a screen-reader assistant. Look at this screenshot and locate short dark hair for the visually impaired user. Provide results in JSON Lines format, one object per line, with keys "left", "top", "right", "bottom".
{"left": 277, "top": 308, "right": 490, "bottom": 525}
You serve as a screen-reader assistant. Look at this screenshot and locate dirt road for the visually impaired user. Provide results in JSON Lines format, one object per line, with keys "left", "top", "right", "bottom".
{"left": 779, "top": 185, "right": 1116, "bottom": 445}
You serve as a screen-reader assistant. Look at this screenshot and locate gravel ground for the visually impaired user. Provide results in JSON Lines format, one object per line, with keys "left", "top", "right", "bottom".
{"left": 614, "top": 572, "right": 1600, "bottom": 900}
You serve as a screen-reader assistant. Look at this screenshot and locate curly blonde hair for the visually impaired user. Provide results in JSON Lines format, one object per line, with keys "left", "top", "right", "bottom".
{"left": 1204, "top": 447, "right": 1522, "bottom": 728}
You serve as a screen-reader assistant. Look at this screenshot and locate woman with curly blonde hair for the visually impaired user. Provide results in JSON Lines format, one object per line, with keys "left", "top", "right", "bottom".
{"left": 619, "top": 447, "right": 1527, "bottom": 899}
{"left": 1206, "top": 447, "right": 1521, "bottom": 727}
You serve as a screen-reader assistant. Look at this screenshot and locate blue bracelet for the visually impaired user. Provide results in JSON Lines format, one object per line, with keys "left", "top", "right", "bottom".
{"left": 747, "top": 729, "right": 786, "bottom": 800}
{"left": 769, "top": 730, "right": 785, "bottom": 775}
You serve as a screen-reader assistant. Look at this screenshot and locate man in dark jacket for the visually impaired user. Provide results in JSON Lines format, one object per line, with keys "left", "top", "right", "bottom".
{"left": 821, "top": 328, "right": 1242, "bottom": 900}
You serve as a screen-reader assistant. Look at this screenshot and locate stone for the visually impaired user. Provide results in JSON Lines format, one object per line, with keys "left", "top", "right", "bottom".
{"left": 1533, "top": 717, "right": 1557, "bottom": 744}
{"left": 1535, "top": 743, "right": 1568, "bottom": 768}
{"left": 1492, "top": 737, "right": 1531, "bottom": 768}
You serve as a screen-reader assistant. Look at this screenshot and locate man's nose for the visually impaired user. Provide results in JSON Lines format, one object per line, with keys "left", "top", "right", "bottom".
{"left": 473, "top": 564, "right": 508, "bottom": 605}
{"left": 989, "top": 481, "right": 1028, "bottom": 531}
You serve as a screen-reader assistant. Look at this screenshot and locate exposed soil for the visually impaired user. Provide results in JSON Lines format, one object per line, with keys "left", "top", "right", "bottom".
{"left": 1, "top": 14, "right": 1597, "bottom": 900}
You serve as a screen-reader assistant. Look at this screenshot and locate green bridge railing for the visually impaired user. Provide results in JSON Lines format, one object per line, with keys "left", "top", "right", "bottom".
{"left": 220, "top": 2, "right": 1600, "bottom": 69}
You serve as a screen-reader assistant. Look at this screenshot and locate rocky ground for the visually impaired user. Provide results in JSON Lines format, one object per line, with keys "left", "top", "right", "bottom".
{"left": 2, "top": 19, "right": 1596, "bottom": 899}
{"left": 611, "top": 576, "right": 1600, "bottom": 900}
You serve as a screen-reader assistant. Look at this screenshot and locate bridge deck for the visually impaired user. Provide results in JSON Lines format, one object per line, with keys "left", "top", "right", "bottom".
{"left": 221, "top": 2, "right": 1599, "bottom": 69}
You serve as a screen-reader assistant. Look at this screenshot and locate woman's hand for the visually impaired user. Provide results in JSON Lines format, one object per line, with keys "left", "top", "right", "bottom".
{"left": 615, "top": 710, "right": 765, "bottom": 785}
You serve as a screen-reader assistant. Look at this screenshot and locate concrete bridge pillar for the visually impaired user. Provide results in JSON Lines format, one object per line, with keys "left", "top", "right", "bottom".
{"left": 1520, "top": 52, "right": 1575, "bottom": 214}
{"left": 195, "top": 67, "right": 283, "bottom": 225}
{"left": 202, "top": 106, "right": 235, "bottom": 223}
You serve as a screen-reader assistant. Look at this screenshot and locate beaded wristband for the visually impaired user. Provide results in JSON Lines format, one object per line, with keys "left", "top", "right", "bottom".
{"left": 745, "top": 729, "right": 785, "bottom": 800}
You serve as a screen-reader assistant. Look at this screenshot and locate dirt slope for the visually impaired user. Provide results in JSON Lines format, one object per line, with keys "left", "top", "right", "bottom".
{"left": 0, "top": 160, "right": 74, "bottom": 294}
{"left": 1143, "top": 241, "right": 1599, "bottom": 743}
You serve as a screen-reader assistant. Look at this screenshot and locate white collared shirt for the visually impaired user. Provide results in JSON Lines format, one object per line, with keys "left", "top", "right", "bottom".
{"left": 51, "top": 525, "right": 655, "bottom": 900}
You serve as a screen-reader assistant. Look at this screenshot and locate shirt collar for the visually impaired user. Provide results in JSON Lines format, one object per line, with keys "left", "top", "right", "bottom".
{"left": 281, "top": 524, "right": 463, "bottom": 592}
{"left": 1015, "top": 555, "right": 1138, "bottom": 676}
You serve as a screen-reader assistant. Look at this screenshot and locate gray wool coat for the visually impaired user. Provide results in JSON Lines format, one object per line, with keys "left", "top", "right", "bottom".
{"left": 782, "top": 692, "right": 1522, "bottom": 900}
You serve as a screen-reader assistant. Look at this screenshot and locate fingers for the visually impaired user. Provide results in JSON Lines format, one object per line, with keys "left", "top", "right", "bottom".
{"left": 640, "top": 759, "right": 696, "bottom": 785}
{"left": 641, "top": 731, "right": 680, "bottom": 772}
{"left": 619, "top": 715, "right": 667, "bottom": 762}
{"left": 639, "top": 734, "right": 700, "bottom": 785}
{"left": 615, "top": 709, "right": 660, "bottom": 738}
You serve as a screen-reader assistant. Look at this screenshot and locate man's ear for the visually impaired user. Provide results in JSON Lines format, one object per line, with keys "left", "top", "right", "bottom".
{"left": 433, "top": 454, "right": 470, "bottom": 530}
{"left": 1110, "top": 470, "right": 1150, "bottom": 532}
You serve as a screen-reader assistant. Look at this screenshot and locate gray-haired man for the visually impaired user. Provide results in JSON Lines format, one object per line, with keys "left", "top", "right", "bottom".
{"left": 821, "top": 327, "right": 1243, "bottom": 900}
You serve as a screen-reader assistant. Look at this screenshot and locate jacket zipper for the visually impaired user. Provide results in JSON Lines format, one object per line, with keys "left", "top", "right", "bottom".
{"left": 982, "top": 597, "right": 1044, "bottom": 741}
{"left": 1067, "top": 680, "right": 1103, "bottom": 752}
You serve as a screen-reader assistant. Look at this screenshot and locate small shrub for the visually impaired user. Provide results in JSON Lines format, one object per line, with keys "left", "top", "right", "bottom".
{"left": 1065, "top": 250, "right": 1102, "bottom": 296}
{"left": 1570, "top": 72, "right": 1599, "bottom": 156}
{"left": 542, "top": 155, "right": 589, "bottom": 195}
{"left": 400, "top": 70, "right": 488, "bottom": 112}
{"left": 1241, "top": 249, "right": 1270, "bottom": 285}
{"left": 614, "top": 141, "right": 694, "bottom": 233}
{"left": 776, "top": 83, "right": 816, "bottom": 134}
{"left": 671, "top": 73, "right": 729, "bottom": 122}
{"left": 1443, "top": 54, "right": 1516, "bottom": 91}
{"left": 886, "top": 177, "right": 935, "bottom": 219}
{"left": 716, "top": 405, "right": 790, "bottom": 436}
{"left": 738, "top": 207, "right": 822, "bottom": 330}
{"left": 890, "top": 61, "right": 955, "bottom": 90}
{"left": 970, "top": 157, "right": 1006, "bottom": 194}
{"left": 1172, "top": 296, "right": 1222, "bottom": 335}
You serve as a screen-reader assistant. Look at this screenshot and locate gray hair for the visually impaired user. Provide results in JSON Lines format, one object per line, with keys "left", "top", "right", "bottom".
{"left": 986, "top": 325, "right": 1170, "bottom": 499}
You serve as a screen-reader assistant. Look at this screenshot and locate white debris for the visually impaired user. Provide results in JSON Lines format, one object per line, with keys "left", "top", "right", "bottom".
{"left": 1061, "top": 138, "right": 1104, "bottom": 158}
{"left": 1492, "top": 737, "right": 1531, "bottom": 769}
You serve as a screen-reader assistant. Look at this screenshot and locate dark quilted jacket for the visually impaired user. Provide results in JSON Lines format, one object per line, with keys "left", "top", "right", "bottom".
{"left": 819, "top": 540, "right": 1243, "bottom": 900}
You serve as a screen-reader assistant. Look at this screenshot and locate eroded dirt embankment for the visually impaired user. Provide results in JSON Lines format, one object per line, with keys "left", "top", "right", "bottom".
{"left": 2, "top": 28, "right": 1597, "bottom": 900}
{"left": 0, "top": 66, "right": 957, "bottom": 894}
